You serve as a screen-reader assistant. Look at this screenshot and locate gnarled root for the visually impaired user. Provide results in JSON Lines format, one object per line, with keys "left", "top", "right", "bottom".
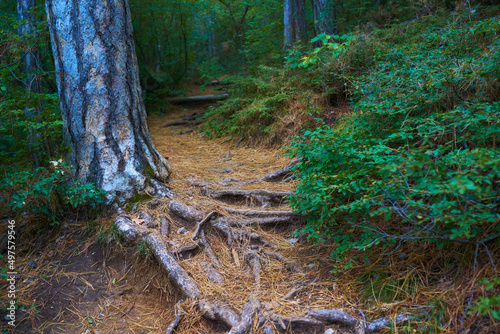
{"left": 365, "top": 314, "right": 409, "bottom": 333}
{"left": 244, "top": 249, "right": 262, "bottom": 285}
{"left": 227, "top": 296, "right": 261, "bottom": 334}
{"left": 165, "top": 303, "right": 183, "bottom": 334}
{"left": 168, "top": 200, "right": 204, "bottom": 227}
{"left": 203, "top": 189, "right": 293, "bottom": 207}
{"left": 199, "top": 299, "right": 240, "bottom": 329}
{"left": 212, "top": 218, "right": 272, "bottom": 247}
{"left": 260, "top": 158, "right": 301, "bottom": 182}
{"left": 200, "top": 261, "right": 225, "bottom": 284}
{"left": 307, "top": 308, "right": 358, "bottom": 327}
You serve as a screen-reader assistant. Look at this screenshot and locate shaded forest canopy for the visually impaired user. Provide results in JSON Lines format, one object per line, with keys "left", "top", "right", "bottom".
{"left": 1, "top": 0, "right": 500, "bottom": 333}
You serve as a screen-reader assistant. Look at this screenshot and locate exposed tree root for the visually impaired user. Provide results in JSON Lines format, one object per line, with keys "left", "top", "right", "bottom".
{"left": 260, "top": 248, "right": 302, "bottom": 273}
{"left": 171, "top": 244, "right": 200, "bottom": 259}
{"left": 164, "top": 94, "right": 229, "bottom": 104}
{"left": 159, "top": 215, "right": 171, "bottom": 236}
{"left": 181, "top": 112, "right": 206, "bottom": 121}
{"left": 221, "top": 206, "right": 299, "bottom": 218}
{"left": 262, "top": 324, "right": 274, "bottom": 334}
{"left": 365, "top": 314, "right": 409, "bottom": 333}
{"left": 202, "top": 188, "right": 294, "bottom": 207}
{"left": 307, "top": 308, "right": 359, "bottom": 327}
{"left": 259, "top": 313, "right": 324, "bottom": 332}
{"left": 244, "top": 249, "right": 262, "bottom": 285}
{"left": 212, "top": 218, "right": 272, "bottom": 247}
{"left": 218, "top": 215, "right": 296, "bottom": 228}
{"left": 208, "top": 167, "right": 235, "bottom": 173}
{"left": 168, "top": 199, "right": 204, "bottom": 227}
{"left": 192, "top": 211, "right": 218, "bottom": 240}
{"left": 200, "top": 261, "right": 225, "bottom": 284}
{"left": 165, "top": 302, "right": 183, "bottom": 334}
{"left": 115, "top": 195, "right": 412, "bottom": 333}
{"left": 144, "top": 233, "right": 202, "bottom": 299}
{"left": 115, "top": 215, "right": 201, "bottom": 299}
{"left": 199, "top": 299, "right": 240, "bottom": 328}
{"left": 260, "top": 158, "right": 301, "bottom": 182}
{"left": 162, "top": 112, "right": 207, "bottom": 128}
{"left": 227, "top": 296, "right": 261, "bottom": 334}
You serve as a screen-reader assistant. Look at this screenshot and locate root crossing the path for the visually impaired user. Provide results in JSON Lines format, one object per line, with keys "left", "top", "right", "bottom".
{"left": 111, "top": 106, "right": 411, "bottom": 333}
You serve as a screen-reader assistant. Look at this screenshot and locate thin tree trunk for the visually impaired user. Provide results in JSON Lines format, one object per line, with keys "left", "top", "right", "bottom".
{"left": 284, "top": 0, "right": 307, "bottom": 48}
{"left": 284, "top": 0, "right": 294, "bottom": 48}
{"left": 46, "top": 0, "right": 171, "bottom": 200}
{"left": 18, "top": 0, "right": 42, "bottom": 165}
{"left": 311, "top": 0, "right": 337, "bottom": 46}
{"left": 17, "top": 0, "right": 41, "bottom": 95}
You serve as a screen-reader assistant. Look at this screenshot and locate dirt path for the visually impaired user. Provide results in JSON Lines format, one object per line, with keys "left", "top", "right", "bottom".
{"left": 0, "top": 96, "right": 399, "bottom": 334}
{"left": 108, "top": 101, "right": 402, "bottom": 333}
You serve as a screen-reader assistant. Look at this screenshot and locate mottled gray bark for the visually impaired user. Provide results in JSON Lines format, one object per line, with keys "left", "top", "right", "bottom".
{"left": 311, "top": 0, "right": 337, "bottom": 46}
{"left": 284, "top": 0, "right": 307, "bottom": 48}
{"left": 45, "top": 0, "right": 171, "bottom": 200}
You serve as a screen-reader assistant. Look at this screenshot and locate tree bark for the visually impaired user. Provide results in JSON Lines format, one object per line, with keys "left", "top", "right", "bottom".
{"left": 18, "top": 0, "right": 42, "bottom": 95}
{"left": 18, "top": 0, "right": 43, "bottom": 165}
{"left": 45, "top": 0, "right": 171, "bottom": 200}
{"left": 284, "top": 0, "right": 307, "bottom": 48}
{"left": 311, "top": 0, "right": 337, "bottom": 46}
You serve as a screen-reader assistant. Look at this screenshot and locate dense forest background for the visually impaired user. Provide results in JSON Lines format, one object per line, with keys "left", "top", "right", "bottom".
{"left": 1, "top": 0, "right": 500, "bottom": 332}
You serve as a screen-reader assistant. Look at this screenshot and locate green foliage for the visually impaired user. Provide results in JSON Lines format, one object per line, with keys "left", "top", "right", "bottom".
{"left": 0, "top": 161, "right": 107, "bottom": 222}
{"left": 288, "top": 11, "right": 500, "bottom": 260}
{"left": 201, "top": 66, "right": 321, "bottom": 143}
{"left": 473, "top": 277, "right": 500, "bottom": 320}
{"left": 0, "top": 3, "right": 107, "bottom": 219}
{"left": 0, "top": 3, "right": 63, "bottom": 167}
{"left": 136, "top": 241, "right": 153, "bottom": 256}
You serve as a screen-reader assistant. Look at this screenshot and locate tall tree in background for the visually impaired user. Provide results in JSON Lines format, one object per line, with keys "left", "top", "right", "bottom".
{"left": 284, "top": 0, "right": 307, "bottom": 48}
{"left": 17, "top": 0, "right": 42, "bottom": 165}
{"left": 17, "top": 0, "right": 41, "bottom": 95}
{"left": 311, "top": 0, "right": 336, "bottom": 45}
{"left": 218, "top": 0, "right": 250, "bottom": 66}
{"left": 45, "top": 0, "right": 171, "bottom": 199}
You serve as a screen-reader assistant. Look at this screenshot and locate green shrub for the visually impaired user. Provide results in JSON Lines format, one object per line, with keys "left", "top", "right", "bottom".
{"left": 288, "top": 12, "right": 500, "bottom": 261}
{"left": 0, "top": 161, "right": 107, "bottom": 223}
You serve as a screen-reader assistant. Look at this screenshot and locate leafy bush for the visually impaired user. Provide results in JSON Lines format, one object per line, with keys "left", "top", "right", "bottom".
{"left": 289, "top": 12, "right": 500, "bottom": 260}
{"left": 202, "top": 64, "right": 326, "bottom": 145}
{"left": 0, "top": 4, "right": 108, "bottom": 220}
{"left": 0, "top": 161, "right": 107, "bottom": 223}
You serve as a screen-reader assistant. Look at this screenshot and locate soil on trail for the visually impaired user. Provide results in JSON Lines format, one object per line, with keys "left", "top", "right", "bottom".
{"left": 1, "top": 91, "right": 358, "bottom": 334}
{"left": 0, "top": 224, "right": 181, "bottom": 333}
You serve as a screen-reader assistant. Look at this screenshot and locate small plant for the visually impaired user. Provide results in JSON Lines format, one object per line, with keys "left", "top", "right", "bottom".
{"left": 0, "top": 160, "right": 107, "bottom": 222}
{"left": 472, "top": 277, "right": 500, "bottom": 320}
{"left": 136, "top": 241, "right": 152, "bottom": 256}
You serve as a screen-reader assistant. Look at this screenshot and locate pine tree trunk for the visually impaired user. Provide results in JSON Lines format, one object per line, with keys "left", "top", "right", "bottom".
{"left": 18, "top": 0, "right": 41, "bottom": 94}
{"left": 284, "top": 0, "right": 307, "bottom": 48}
{"left": 311, "top": 0, "right": 337, "bottom": 46}
{"left": 18, "top": 0, "right": 42, "bottom": 165}
{"left": 45, "top": 0, "right": 171, "bottom": 200}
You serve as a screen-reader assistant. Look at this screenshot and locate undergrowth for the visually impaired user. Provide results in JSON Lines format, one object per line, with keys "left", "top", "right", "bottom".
{"left": 0, "top": 6, "right": 107, "bottom": 221}
{"left": 203, "top": 6, "right": 500, "bottom": 332}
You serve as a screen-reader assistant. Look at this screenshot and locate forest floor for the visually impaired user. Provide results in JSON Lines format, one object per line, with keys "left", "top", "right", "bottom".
{"left": 0, "top": 88, "right": 398, "bottom": 334}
